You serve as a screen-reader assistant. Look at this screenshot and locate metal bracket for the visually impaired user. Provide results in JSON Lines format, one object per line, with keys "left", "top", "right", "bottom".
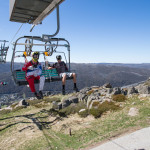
{"left": 30, "top": 5, "right": 60, "bottom": 38}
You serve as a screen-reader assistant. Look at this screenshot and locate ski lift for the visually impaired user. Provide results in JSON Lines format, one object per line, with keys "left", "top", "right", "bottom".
{"left": 9, "top": 0, "right": 74, "bottom": 86}
{"left": 11, "top": 36, "right": 72, "bottom": 85}
{"left": 0, "top": 40, "right": 9, "bottom": 63}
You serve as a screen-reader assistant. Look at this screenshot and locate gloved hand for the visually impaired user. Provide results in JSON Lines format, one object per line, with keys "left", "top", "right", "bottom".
{"left": 27, "top": 66, "right": 33, "bottom": 70}
{"left": 23, "top": 54, "right": 26, "bottom": 58}
{"left": 33, "top": 73, "right": 38, "bottom": 77}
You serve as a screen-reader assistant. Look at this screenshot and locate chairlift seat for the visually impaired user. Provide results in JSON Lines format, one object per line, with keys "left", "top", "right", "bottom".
{"left": 13, "top": 68, "right": 73, "bottom": 85}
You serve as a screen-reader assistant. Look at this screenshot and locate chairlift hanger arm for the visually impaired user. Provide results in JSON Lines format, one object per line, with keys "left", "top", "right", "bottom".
{"left": 10, "top": 0, "right": 62, "bottom": 37}
{"left": 30, "top": 5, "right": 60, "bottom": 38}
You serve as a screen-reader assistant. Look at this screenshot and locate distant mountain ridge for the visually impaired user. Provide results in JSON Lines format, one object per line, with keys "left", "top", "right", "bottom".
{"left": 1, "top": 62, "right": 150, "bottom": 96}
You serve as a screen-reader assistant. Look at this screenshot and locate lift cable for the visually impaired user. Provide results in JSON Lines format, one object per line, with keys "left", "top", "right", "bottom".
{"left": 8, "top": 23, "right": 24, "bottom": 47}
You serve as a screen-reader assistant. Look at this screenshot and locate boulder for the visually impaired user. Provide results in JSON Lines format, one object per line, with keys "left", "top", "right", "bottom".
{"left": 138, "top": 94, "right": 150, "bottom": 99}
{"left": 15, "top": 99, "right": 29, "bottom": 108}
{"left": 51, "top": 101, "right": 59, "bottom": 109}
{"left": 44, "top": 91, "right": 51, "bottom": 96}
{"left": 69, "top": 96, "right": 78, "bottom": 103}
{"left": 91, "top": 86, "right": 100, "bottom": 89}
{"left": 127, "top": 87, "right": 138, "bottom": 95}
{"left": 107, "top": 88, "right": 113, "bottom": 94}
{"left": 128, "top": 107, "right": 139, "bottom": 117}
{"left": 78, "top": 93, "right": 87, "bottom": 102}
{"left": 121, "top": 88, "right": 128, "bottom": 95}
{"left": 99, "top": 88, "right": 113, "bottom": 95}
{"left": 112, "top": 87, "right": 121, "bottom": 95}
{"left": 80, "top": 87, "right": 91, "bottom": 94}
{"left": 51, "top": 101, "right": 62, "bottom": 110}
{"left": 57, "top": 102, "right": 62, "bottom": 110}
{"left": 136, "top": 85, "right": 150, "bottom": 94}
{"left": 103, "top": 83, "right": 112, "bottom": 88}
{"left": 62, "top": 99, "right": 71, "bottom": 109}
{"left": 79, "top": 109, "right": 86, "bottom": 113}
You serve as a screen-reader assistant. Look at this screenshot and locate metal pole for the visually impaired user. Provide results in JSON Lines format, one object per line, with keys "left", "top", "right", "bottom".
{"left": 68, "top": 45, "right": 70, "bottom": 72}
{"left": 43, "top": 5, "right": 60, "bottom": 37}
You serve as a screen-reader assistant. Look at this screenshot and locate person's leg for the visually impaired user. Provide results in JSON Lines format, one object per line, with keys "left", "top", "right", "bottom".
{"left": 72, "top": 73, "right": 79, "bottom": 92}
{"left": 39, "top": 76, "right": 45, "bottom": 99}
{"left": 26, "top": 76, "right": 41, "bottom": 99}
{"left": 26, "top": 76, "right": 36, "bottom": 93}
{"left": 61, "top": 73, "right": 66, "bottom": 95}
{"left": 72, "top": 73, "right": 77, "bottom": 83}
{"left": 38, "top": 76, "right": 45, "bottom": 91}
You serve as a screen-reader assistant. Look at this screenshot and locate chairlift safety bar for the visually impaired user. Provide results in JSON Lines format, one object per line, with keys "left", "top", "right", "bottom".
{"left": 13, "top": 43, "right": 69, "bottom": 47}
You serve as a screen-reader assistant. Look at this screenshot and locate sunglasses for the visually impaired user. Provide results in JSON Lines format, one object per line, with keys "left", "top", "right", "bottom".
{"left": 33, "top": 55, "right": 39, "bottom": 58}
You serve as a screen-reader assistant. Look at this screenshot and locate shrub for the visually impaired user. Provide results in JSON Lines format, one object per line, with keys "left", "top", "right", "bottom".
{"left": 44, "top": 97, "right": 61, "bottom": 103}
{"left": 48, "top": 108, "right": 66, "bottom": 117}
{"left": 91, "top": 101, "right": 100, "bottom": 107}
{"left": 112, "top": 94, "right": 126, "bottom": 102}
{"left": 0, "top": 109, "right": 11, "bottom": 115}
{"left": 78, "top": 109, "right": 89, "bottom": 118}
{"left": 26, "top": 99, "right": 43, "bottom": 106}
{"left": 34, "top": 103, "right": 47, "bottom": 108}
{"left": 48, "top": 108, "right": 60, "bottom": 116}
{"left": 89, "top": 101, "right": 120, "bottom": 118}
{"left": 59, "top": 102, "right": 87, "bottom": 117}
{"left": 90, "top": 108, "right": 102, "bottom": 118}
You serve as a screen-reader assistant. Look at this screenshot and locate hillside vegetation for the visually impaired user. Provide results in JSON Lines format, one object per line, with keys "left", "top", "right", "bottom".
{"left": 0, "top": 92, "right": 150, "bottom": 150}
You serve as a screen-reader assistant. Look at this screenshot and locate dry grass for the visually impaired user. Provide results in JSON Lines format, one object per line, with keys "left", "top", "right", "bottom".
{"left": 0, "top": 95, "right": 150, "bottom": 150}
{"left": 112, "top": 94, "right": 126, "bottom": 102}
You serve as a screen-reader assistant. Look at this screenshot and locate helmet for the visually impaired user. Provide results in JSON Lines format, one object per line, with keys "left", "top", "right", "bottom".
{"left": 32, "top": 52, "right": 39, "bottom": 62}
{"left": 56, "top": 55, "right": 62, "bottom": 60}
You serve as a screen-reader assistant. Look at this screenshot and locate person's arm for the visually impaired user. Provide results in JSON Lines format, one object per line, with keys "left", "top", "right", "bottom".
{"left": 23, "top": 52, "right": 28, "bottom": 63}
{"left": 25, "top": 57, "right": 28, "bottom": 63}
{"left": 48, "top": 63, "right": 55, "bottom": 69}
{"left": 63, "top": 62, "right": 68, "bottom": 72}
{"left": 22, "top": 62, "right": 31, "bottom": 71}
{"left": 37, "top": 63, "right": 42, "bottom": 76}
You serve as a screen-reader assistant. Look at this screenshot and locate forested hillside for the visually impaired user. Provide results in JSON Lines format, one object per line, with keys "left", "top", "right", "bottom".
{"left": 1, "top": 63, "right": 150, "bottom": 96}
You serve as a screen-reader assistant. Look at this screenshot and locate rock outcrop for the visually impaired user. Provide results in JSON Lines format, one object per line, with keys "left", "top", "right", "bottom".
{"left": 3, "top": 78, "right": 150, "bottom": 112}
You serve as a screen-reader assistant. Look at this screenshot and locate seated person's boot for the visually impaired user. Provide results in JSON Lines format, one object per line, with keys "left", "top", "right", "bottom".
{"left": 34, "top": 92, "right": 41, "bottom": 99}
{"left": 39, "top": 91, "right": 43, "bottom": 99}
{"left": 73, "top": 87, "right": 79, "bottom": 92}
{"left": 62, "top": 89, "right": 66, "bottom": 95}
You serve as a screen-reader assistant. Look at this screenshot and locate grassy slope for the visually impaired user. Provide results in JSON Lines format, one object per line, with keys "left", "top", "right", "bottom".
{"left": 0, "top": 95, "right": 150, "bottom": 150}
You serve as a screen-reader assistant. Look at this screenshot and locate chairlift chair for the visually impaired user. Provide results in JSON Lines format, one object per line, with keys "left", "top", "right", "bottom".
{"left": 9, "top": 0, "right": 75, "bottom": 86}
{"left": 11, "top": 36, "right": 73, "bottom": 86}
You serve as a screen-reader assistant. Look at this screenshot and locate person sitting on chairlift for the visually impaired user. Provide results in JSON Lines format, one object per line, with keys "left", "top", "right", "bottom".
{"left": 22, "top": 52, "right": 45, "bottom": 99}
{"left": 48, "top": 55, "right": 78, "bottom": 95}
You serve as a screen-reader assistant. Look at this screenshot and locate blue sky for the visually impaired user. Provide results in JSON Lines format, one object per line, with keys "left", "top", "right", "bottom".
{"left": 0, "top": 0, "right": 150, "bottom": 63}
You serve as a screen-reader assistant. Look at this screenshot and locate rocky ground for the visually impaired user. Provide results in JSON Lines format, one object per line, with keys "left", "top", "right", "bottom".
{"left": 1, "top": 78, "right": 150, "bottom": 150}
{"left": 2, "top": 78, "right": 150, "bottom": 113}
